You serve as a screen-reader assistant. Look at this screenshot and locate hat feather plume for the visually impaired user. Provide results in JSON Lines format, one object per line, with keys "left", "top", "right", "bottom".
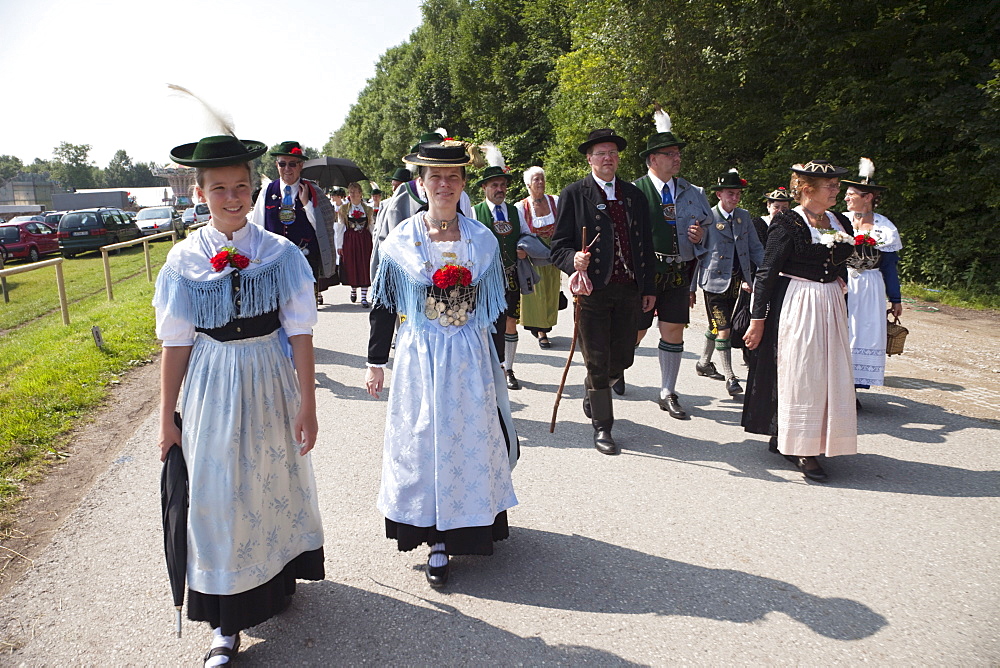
{"left": 433, "top": 127, "right": 448, "bottom": 139}
{"left": 858, "top": 157, "right": 875, "bottom": 180}
{"left": 653, "top": 103, "right": 672, "bottom": 133}
{"left": 481, "top": 141, "right": 506, "bottom": 169}
{"left": 167, "top": 83, "right": 235, "bottom": 136}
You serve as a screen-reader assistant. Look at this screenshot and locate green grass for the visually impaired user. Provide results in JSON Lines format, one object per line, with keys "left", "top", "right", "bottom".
{"left": 0, "top": 248, "right": 168, "bottom": 514}
{"left": 901, "top": 282, "right": 1000, "bottom": 311}
{"left": 0, "top": 241, "right": 173, "bottom": 331}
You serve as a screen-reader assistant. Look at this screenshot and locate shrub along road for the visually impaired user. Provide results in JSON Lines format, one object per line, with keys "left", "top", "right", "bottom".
{"left": 0, "top": 283, "right": 997, "bottom": 664}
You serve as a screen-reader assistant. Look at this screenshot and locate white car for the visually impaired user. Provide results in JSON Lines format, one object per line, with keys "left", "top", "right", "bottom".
{"left": 181, "top": 203, "right": 210, "bottom": 228}
{"left": 135, "top": 207, "right": 184, "bottom": 238}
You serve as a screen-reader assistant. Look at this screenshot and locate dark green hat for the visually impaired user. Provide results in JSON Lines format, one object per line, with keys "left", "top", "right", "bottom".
{"left": 170, "top": 135, "right": 267, "bottom": 167}
{"left": 389, "top": 167, "right": 412, "bottom": 182}
{"left": 578, "top": 128, "right": 627, "bottom": 155}
{"left": 709, "top": 169, "right": 749, "bottom": 192}
{"left": 790, "top": 160, "right": 848, "bottom": 178}
{"left": 763, "top": 187, "right": 794, "bottom": 202}
{"left": 476, "top": 165, "right": 513, "bottom": 188}
{"left": 640, "top": 132, "right": 686, "bottom": 158}
{"left": 403, "top": 141, "right": 472, "bottom": 167}
{"left": 269, "top": 141, "right": 309, "bottom": 160}
{"left": 371, "top": 187, "right": 383, "bottom": 195}
{"left": 409, "top": 132, "right": 445, "bottom": 154}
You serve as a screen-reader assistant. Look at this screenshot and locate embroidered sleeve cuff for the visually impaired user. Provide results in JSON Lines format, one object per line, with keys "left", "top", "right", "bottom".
{"left": 366, "top": 362, "right": 387, "bottom": 368}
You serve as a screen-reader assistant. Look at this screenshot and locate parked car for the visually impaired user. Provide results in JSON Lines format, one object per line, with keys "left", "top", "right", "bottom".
{"left": 0, "top": 219, "right": 61, "bottom": 262}
{"left": 56, "top": 208, "right": 141, "bottom": 258}
{"left": 43, "top": 211, "right": 67, "bottom": 228}
{"left": 181, "top": 203, "right": 210, "bottom": 228}
{"left": 135, "top": 206, "right": 184, "bottom": 238}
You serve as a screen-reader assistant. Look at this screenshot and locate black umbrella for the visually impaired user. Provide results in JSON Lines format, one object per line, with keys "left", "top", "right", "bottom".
{"left": 160, "top": 414, "right": 187, "bottom": 638}
{"left": 300, "top": 157, "right": 368, "bottom": 189}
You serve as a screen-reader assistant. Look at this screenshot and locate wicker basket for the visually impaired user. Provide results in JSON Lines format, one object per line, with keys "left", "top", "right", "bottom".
{"left": 886, "top": 312, "right": 908, "bottom": 356}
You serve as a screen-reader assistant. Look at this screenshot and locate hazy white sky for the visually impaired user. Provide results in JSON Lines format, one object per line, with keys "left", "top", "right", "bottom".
{"left": 0, "top": 0, "right": 423, "bottom": 167}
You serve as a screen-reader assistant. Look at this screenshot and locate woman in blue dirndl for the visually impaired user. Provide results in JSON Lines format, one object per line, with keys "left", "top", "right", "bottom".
{"left": 154, "top": 135, "right": 324, "bottom": 667}
{"left": 364, "top": 141, "right": 519, "bottom": 588}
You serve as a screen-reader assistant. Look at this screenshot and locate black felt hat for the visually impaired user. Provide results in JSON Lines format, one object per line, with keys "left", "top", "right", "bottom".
{"left": 790, "top": 159, "right": 848, "bottom": 178}
{"left": 709, "top": 169, "right": 749, "bottom": 192}
{"left": 169, "top": 135, "right": 268, "bottom": 167}
{"left": 841, "top": 158, "right": 889, "bottom": 193}
{"left": 269, "top": 141, "right": 309, "bottom": 160}
{"left": 763, "top": 187, "right": 794, "bottom": 202}
{"left": 403, "top": 141, "right": 472, "bottom": 167}
{"left": 578, "top": 128, "right": 627, "bottom": 155}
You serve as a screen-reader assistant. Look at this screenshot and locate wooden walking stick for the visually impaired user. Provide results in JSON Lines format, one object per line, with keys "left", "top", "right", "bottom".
{"left": 550, "top": 227, "right": 587, "bottom": 432}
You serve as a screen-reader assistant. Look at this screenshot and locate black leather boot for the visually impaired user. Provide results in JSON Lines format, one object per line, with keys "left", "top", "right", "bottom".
{"left": 589, "top": 388, "right": 618, "bottom": 455}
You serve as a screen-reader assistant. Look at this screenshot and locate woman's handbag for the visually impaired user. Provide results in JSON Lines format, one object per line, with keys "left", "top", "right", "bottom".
{"left": 729, "top": 289, "right": 751, "bottom": 349}
{"left": 886, "top": 311, "right": 908, "bottom": 356}
{"left": 558, "top": 291, "right": 568, "bottom": 310}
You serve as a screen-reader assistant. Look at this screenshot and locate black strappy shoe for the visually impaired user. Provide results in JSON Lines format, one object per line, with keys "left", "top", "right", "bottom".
{"left": 204, "top": 633, "right": 240, "bottom": 667}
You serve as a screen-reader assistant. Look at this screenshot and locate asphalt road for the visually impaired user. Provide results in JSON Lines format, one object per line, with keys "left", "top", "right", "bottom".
{"left": 2, "top": 282, "right": 998, "bottom": 665}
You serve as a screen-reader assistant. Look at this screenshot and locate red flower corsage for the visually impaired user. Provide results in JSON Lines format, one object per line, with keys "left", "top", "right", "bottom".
{"left": 432, "top": 264, "right": 473, "bottom": 289}
{"left": 349, "top": 209, "right": 364, "bottom": 219}
{"left": 210, "top": 246, "right": 251, "bottom": 271}
{"left": 290, "top": 147, "right": 303, "bottom": 156}
{"left": 854, "top": 234, "right": 877, "bottom": 246}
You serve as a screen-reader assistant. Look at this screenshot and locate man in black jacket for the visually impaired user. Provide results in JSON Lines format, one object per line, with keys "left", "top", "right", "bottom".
{"left": 550, "top": 128, "right": 657, "bottom": 455}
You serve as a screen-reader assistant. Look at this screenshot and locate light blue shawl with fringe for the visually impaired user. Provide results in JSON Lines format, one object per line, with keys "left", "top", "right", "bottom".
{"left": 370, "top": 212, "right": 507, "bottom": 333}
{"left": 153, "top": 224, "right": 315, "bottom": 329}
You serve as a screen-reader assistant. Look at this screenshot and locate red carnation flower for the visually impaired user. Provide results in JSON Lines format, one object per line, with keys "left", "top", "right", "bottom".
{"left": 740, "top": 178, "right": 748, "bottom": 186}
{"left": 432, "top": 264, "right": 472, "bottom": 289}
{"left": 232, "top": 254, "right": 250, "bottom": 269}
{"left": 290, "top": 147, "right": 302, "bottom": 155}
{"left": 210, "top": 251, "right": 230, "bottom": 272}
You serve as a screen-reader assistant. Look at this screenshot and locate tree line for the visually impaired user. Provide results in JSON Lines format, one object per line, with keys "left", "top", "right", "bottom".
{"left": 326, "top": 0, "right": 999, "bottom": 292}
{"left": 0, "top": 142, "right": 166, "bottom": 191}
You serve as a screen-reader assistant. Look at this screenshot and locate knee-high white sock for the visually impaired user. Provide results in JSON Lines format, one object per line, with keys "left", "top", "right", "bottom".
{"left": 716, "top": 338, "right": 735, "bottom": 379}
{"left": 658, "top": 340, "right": 683, "bottom": 399}
{"left": 504, "top": 333, "right": 518, "bottom": 373}
{"left": 428, "top": 542, "right": 448, "bottom": 567}
{"left": 701, "top": 332, "right": 716, "bottom": 364}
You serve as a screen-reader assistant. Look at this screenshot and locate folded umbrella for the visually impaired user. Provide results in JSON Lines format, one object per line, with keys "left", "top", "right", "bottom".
{"left": 160, "top": 413, "right": 187, "bottom": 638}
{"left": 300, "top": 157, "right": 368, "bottom": 189}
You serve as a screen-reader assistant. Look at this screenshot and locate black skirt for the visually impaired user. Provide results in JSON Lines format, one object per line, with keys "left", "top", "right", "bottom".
{"left": 741, "top": 276, "right": 789, "bottom": 436}
{"left": 187, "top": 547, "right": 325, "bottom": 636}
{"left": 385, "top": 512, "right": 510, "bottom": 556}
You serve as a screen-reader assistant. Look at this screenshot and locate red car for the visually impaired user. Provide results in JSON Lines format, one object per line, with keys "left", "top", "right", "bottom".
{"left": 0, "top": 217, "right": 61, "bottom": 262}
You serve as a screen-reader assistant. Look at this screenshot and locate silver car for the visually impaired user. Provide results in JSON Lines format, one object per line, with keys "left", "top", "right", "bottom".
{"left": 135, "top": 207, "right": 184, "bottom": 238}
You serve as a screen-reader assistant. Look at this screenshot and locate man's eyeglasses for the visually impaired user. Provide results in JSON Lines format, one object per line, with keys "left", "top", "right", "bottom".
{"left": 652, "top": 151, "right": 681, "bottom": 159}
{"left": 591, "top": 151, "right": 620, "bottom": 159}
{"left": 277, "top": 161, "right": 303, "bottom": 168}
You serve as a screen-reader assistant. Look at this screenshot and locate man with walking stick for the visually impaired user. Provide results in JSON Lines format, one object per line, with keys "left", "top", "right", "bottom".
{"left": 550, "top": 129, "right": 656, "bottom": 455}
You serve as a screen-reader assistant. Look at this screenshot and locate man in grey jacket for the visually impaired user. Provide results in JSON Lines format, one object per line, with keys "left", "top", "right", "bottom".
{"left": 695, "top": 168, "right": 764, "bottom": 396}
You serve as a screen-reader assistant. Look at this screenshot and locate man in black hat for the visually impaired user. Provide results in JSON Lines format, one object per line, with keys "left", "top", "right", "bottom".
{"left": 695, "top": 169, "right": 764, "bottom": 397}
{"left": 632, "top": 111, "right": 710, "bottom": 418}
{"left": 250, "top": 140, "right": 337, "bottom": 304}
{"left": 550, "top": 129, "right": 656, "bottom": 455}
{"left": 371, "top": 131, "right": 473, "bottom": 280}
{"left": 473, "top": 162, "right": 530, "bottom": 390}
